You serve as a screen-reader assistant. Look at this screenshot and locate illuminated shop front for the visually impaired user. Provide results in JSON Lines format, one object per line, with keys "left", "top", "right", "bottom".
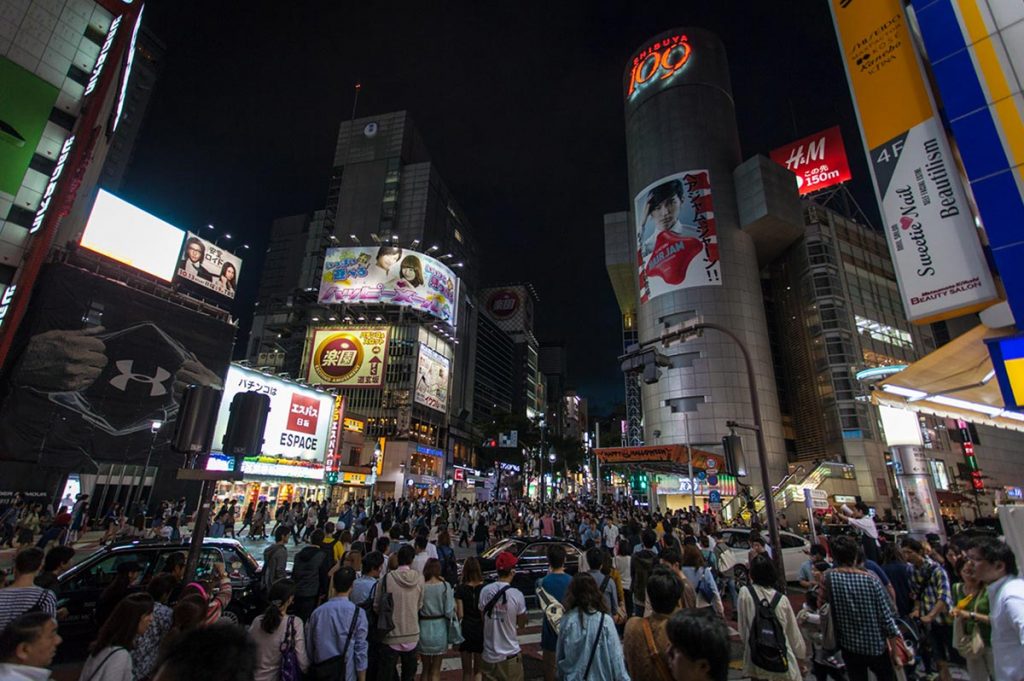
{"left": 208, "top": 453, "right": 328, "bottom": 512}
{"left": 655, "top": 473, "right": 738, "bottom": 511}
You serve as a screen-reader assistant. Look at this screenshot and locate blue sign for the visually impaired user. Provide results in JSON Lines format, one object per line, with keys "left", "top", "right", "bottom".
{"left": 707, "top": 474, "right": 718, "bottom": 487}
{"left": 985, "top": 334, "right": 1024, "bottom": 412}
{"left": 415, "top": 444, "right": 444, "bottom": 458}
{"left": 708, "top": 490, "right": 722, "bottom": 504}
{"left": 696, "top": 470, "right": 707, "bottom": 481}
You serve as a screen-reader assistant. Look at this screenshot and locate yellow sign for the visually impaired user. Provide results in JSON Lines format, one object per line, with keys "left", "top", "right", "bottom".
{"left": 342, "top": 472, "right": 366, "bottom": 485}
{"left": 304, "top": 327, "right": 390, "bottom": 388}
{"left": 343, "top": 417, "right": 365, "bottom": 433}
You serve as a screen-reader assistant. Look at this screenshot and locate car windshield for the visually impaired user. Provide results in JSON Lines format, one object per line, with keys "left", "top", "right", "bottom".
{"left": 481, "top": 538, "right": 525, "bottom": 560}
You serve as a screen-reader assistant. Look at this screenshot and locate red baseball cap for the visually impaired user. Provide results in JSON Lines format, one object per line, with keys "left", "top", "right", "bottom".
{"left": 495, "top": 551, "right": 518, "bottom": 571}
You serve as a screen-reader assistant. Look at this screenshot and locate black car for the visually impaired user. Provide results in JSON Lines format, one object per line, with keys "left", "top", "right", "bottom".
{"left": 468, "top": 537, "right": 585, "bottom": 605}
{"left": 56, "top": 537, "right": 262, "bottom": 658}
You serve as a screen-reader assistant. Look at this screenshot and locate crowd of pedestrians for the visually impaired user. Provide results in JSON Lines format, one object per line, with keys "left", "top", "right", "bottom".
{"left": 0, "top": 492, "right": 1022, "bottom": 681}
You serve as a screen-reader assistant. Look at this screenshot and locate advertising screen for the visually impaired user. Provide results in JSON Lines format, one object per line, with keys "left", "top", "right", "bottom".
{"left": 80, "top": 190, "right": 186, "bottom": 282}
{"left": 770, "top": 126, "right": 852, "bottom": 195}
{"left": 635, "top": 169, "right": 720, "bottom": 304}
{"left": 414, "top": 344, "right": 450, "bottom": 413}
{"left": 318, "top": 247, "right": 459, "bottom": 325}
{"left": 211, "top": 365, "right": 336, "bottom": 463}
{"left": 176, "top": 232, "right": 242, "bottom": 299}
{"left": 0, "top": 57, "right": 60, "bottom": 199}
{"left": 0, "top": 263, "right": 234, "bottom": 469}
{"left": 304, "top": 327, "right": 390, "bottom": 388}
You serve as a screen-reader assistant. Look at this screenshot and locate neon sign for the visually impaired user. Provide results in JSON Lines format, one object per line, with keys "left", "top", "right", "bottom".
{"left": 84, "top": 15, "right": 123, "bottom": 97}
{"left": 112, "top": 7, "right": 144, "bottom": 132}
{"left": 30, "top": 135, "right": 75, "bottom": 234}
{"left": 627, "top": 34, "right": 691, "bottom": 99}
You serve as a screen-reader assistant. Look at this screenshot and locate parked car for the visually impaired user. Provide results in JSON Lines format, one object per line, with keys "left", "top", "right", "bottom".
{"left": 56, "top": 537, "right": 262, "bottom": 659}
{"left": 463, "top": 537, "right": 584, "bottom": 605}
{"left": 714, "top": 528, "right": 810, "bottom": 583}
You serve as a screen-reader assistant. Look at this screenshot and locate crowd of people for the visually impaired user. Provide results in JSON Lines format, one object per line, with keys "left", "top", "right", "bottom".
{"left": 0, "top": 493, "right": 1021, "bottom": 681}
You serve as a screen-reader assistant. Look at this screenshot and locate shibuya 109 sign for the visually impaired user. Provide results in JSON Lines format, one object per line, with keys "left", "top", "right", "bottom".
{"left": 318, "top": 247, "right": 458, "bottom": 325}
{"left": 626, "top": 33, "right": 691, "bottom": 100}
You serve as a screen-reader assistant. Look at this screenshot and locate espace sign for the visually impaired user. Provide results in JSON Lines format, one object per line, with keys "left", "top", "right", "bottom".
{"left": 626, "top": 33, "right": 691, "bottom": 100}
{"left": 213, "top": 365, "right": 336, "bottom": 462}
{"left": 770, "top": 126, "right": 852, "bottom": 195}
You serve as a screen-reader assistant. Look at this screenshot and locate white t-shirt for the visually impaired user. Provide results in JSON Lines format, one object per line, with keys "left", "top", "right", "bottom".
{"left": 603, "top": 524, "right": 619, "bottom": 549}
{"left": 478, "top": 582, "right": 526, "bottom": 663}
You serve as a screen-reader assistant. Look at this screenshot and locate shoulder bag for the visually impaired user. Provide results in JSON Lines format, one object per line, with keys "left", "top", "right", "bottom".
{"left": 581, "top": 613, "right": 605, "bottom": 680}
{"left": 310, "top": 605, "right": 360, "bottom": 681}
{"left": 82, "top": 647, "right": 125, "bottom": 681}
{"left": 278, "top": 616, "right": 303, "bottom": 681}
{"left": 375, "top": 572, "right": 395, "bottom": 641}
{"left": 446, "top": 583, "right": 465, "bottom": 646}
{"left": 642, "top": 618, "right": 673, "bottom": 681}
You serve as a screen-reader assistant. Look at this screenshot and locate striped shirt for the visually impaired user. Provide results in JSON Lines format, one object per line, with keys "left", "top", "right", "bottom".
{"left": 0, "top": 586, "right": 57, "bottom": 631}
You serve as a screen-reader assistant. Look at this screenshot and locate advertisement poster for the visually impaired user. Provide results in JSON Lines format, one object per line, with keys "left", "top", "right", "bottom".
{"left": 481, "top": 285, "right": 534, "bottom": 333}
{"left": 80, "top": 190, "right": 185, "bottom": 282}
{"left": 635, "top": 169, "right": 720, "bottom": 303}
{"left": 829, "top": 0, "right": 997, "bottom": 322}
{"left": 0, "top": 263, "right": 234, "bottom": 470}
{"left": 318, "top": 247, "right": 459, "bottom": 325}
{"left": 0, "top": 57, "right": 59, "bottom": 198}
{"left": 211, "top": 365, "right": 335, "bottom": 463}
{"left": 891, "top": 445, "right": 945, "bottom": 539}
{"left": 304, "top": 327, "right": 390, "bottom": 388}
{"left": 770, "top": 126, "right": 852, "bottom": 195}
{"left": 414, "top": 344, "right": 450, "bottom": 413}
{"left": 176, "top": 232, "right": 242, "bottom": 299}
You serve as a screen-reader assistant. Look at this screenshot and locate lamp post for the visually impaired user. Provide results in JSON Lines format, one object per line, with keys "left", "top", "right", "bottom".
{"left": 128, "top": 420, "right": 162, "bottom": 524}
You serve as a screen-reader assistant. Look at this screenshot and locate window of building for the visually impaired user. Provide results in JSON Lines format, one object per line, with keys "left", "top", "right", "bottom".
{"left": 855, "top": 315, "right": 913, "bottom": 349}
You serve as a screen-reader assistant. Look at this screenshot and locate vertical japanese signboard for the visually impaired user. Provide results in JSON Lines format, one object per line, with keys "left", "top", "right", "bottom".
{"left": 829, "top": 0, "right": 997, "bottom": 323}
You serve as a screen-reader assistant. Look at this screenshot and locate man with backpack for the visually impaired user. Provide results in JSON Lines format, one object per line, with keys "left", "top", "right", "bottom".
{"left": 479, "top": 551, "right": 527, "bottom": 681}
{"left": 739, "top": 553, "right": 806, "bottom": 681}
{"left": 585, "top": 547, "right": 619, "bottom": 615}
{"left": 536, "top": 545, "right": 571, "bottom": 681}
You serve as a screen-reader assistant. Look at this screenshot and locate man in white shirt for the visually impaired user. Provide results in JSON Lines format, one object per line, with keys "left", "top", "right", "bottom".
{"left": 602, "top": 518, "right": 619, "bottom": 551}
{"left": 967, "top": 538, "right": 1024, "bottom": 681}
{"left": 411, "top": 535, "right": 431, "bottom": 574}
{"left": 479, "top": 551, "right": 527, "bottom": 681}
{"left": 836, "top": 501, "right": 880, "bottom": 562}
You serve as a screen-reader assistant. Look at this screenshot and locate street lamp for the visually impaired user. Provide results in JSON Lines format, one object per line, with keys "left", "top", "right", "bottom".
{"left": 129, "top": 420, "right": 162, "bottom": 520}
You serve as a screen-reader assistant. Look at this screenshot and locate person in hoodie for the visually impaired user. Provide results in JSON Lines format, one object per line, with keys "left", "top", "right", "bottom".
{"left": 374, "top": 543, "right": 424, "bottom": 681}
{"left": 291, "top": 529, "right": 329, "bottom": 621}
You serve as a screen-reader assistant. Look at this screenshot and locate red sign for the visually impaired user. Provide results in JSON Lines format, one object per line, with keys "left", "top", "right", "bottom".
{"left": 454, "top": 468, "right": 465, "bottom": 482}
{"left": 626, "top": 33, "right": 691, "bottom": 99}
{"left": 770, "top": 126, "right": 852, "bottom": 195}
{"left": 287, "top": 394, "right": 321, "bottom": 434}
{"left": 487, "top": 289, "right": 520, "bottom": 319}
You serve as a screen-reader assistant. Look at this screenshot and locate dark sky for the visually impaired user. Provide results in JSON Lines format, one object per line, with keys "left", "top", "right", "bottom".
{"left": 120, "top": 1, "right": 876, "bottom": 416}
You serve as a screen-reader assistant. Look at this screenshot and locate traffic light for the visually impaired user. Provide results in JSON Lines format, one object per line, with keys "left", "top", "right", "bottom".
{"left": 325, "top": 471, "right": 338, "bottom": 484}
{"left": 971, "top": 470, "right": 985, "bottom": 491}
{"left": 722, "top": 434, "right": 747, "bottom": 477}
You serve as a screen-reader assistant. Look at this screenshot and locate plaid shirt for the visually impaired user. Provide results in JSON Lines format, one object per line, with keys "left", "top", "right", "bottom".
{"left": 825, "top": 569, "right": 899, "bottom": 656}
{"left": 911, "top": 558, "right": 953, "bottom": 624}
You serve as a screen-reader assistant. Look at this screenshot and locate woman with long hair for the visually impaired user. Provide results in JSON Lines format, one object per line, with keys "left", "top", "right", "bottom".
{"left": 555, "top": 573, "right": 630, "bottom": 680}
{"left": 418, "top": 559, "right": 454, "bottom": 681}
{"left": 159, "top": 595, "right": 207, "bottom": 659}
{"left": 682, "top": 543, "right": 724, "bottom": 617}
{"left": 249, "top": 579, "right": 309, "bottom": 681}
{"left": 95, "top": 561, "right": 141, "bottom": 627}
{"left": 951, "top": 557, "right": 994, "bottom": 681}
{"left": 181, "top": 561, "right": 232, "bottom": 625}
{"left": 79, "top": 593, "right": 154, "bottom": 681}
{"left": 455, "top": 557, "right": 484, "bottom": 681}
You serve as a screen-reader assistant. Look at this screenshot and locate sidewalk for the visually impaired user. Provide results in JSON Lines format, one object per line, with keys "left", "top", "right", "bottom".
{"left": 0, "top": 530, "right": 106, "bottom": 572}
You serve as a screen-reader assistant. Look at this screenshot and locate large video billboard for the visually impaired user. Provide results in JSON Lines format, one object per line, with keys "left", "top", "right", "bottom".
{"left": 0, "top": 263, "right": 234, "bottom": 469}
{"left": 0, "top": 57, "right": 59, "bottom": 199}
{"left": 635, "top": 169, "right": 720, "bottom": 304}
{"left": 80, "top": 190, "right": 186, "bottom": 282}
{"left": 318, "top": 247, "right": 459, "bottom": 325}
{"left": 829, "top": 0, "right": 998, "bottom": 322}
{"left": 414, "top": 344, "right": 450, "bottom": 413}
{"left": 212, "top": 365, "right": 336, "bottom": 463}
{"left": 770, "top": 126, "right": 852, "bottom": 195}
{"left": 304, "top": 327, "right": 390, "bottom": 388}
{"left": 176, "top": 232, "right": 242, "bottom": 299}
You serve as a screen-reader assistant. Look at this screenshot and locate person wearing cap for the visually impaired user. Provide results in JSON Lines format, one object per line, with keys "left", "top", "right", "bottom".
{"left": 478, "top": 551, "right": 527, "bottom": 681}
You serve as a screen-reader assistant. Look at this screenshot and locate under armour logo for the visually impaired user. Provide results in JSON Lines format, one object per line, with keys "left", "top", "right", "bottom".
{"left": 109, "top": 360, "right": 171, "bottom": 397}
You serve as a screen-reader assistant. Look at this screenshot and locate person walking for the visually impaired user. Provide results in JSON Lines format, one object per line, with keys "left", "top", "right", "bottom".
{"left": 130, "top": 575, "right": 175, "bottom": 681}
{"left": 473, "top": 516, "right": 489, "bottom": 556}
{"left": 623, "top": 567, "right": 681, "bottom": 681}
{"left": 536, "top": 545, "right": 572, "bottom": 681}
{"left": 478, "top": 551, "right": 527, "bottom": 681}
{"left": 292, "top": 529, "right": 329, "bottom": 621}
{"left": 951, "top": 556, "right": 994, "bottom": 681}
{"left": 966, "top": 538, "right": 1024, "bottom": 681}
{"left": 737, "top": 554, "right": 806, "bottom": 681}
{"left": 903, "top": 537, "right": 954, "bottom": 681}
{"left": 665, "top": 609, "right": 732, "bottom": 681}
{"left": 0, "top": 549, "right": 57, "bottom": 631}
{"left": 418, "top": 559, "right": 455, "bottom": 681}
{"left": 456, "top": 557, "right": 485, "bottom": 681}
{"left": 555, "top": 573, "right": 631, "bottom": 681}
{"left": 682, "top": 544, "right": 724, "bottom": 618}
{"left": 78, "top": 593, "right": 154, "bottom": 681}
{"left": 250, "top": 579, "right": 309, "bottom": 681}
{"left": 375, "top": 544, "right": 425, "bottom": 681}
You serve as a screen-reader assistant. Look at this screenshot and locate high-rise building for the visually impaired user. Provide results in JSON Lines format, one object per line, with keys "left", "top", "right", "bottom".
{"left": 472, "top": 313, "right": 515, "bottom": 422}
{"left": 479, "top": 285, "right": 542, "bottom": 420}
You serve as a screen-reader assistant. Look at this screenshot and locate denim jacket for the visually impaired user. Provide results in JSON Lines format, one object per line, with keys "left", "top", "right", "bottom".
{"left": 555, "top": 609, "right": 631, "bottom": 681}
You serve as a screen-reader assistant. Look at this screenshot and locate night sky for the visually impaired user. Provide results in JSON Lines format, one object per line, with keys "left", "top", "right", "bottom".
{"left": 119, "top": 1, "right": 877, "bottom": 416}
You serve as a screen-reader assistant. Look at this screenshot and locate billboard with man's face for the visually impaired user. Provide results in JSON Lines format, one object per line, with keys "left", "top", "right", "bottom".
{"left": 318, "top": 247, "right": 458, "bottom": 325}
{"left": 176, "top": 232, "right": 242, "bottom": 300}
{"left": 635, "top": 169, "right": 720, "bottom": 304}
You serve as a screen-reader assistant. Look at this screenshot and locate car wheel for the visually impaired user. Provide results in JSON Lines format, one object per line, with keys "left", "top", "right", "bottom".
{"left": 733, "top": 564, "right": 749, "bottom": 587}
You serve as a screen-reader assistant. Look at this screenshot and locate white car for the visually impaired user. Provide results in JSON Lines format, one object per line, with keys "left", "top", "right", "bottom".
{"left": 714, "top": 528, "right": 810, "bottom": 582}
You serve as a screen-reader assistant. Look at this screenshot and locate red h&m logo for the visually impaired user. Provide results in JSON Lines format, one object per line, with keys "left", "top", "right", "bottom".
{"left": 770, "top": 126, "right": 852, "bottom": 195}
{"left": 287, "top": 394, "right": 320, "bottom": 434}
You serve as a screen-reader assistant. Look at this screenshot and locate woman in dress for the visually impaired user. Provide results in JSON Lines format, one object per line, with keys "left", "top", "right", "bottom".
{"left": 417, "top": 558, "right": 454, "bottom": 681}
{"left": 455, "top": 557, "right": 485, "bottom": 681}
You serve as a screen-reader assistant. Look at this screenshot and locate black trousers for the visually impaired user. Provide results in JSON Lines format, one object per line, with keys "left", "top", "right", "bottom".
{"left": 377, "top": 644, "right": 417, "bottom": 681}
{"left": 842, "top": 649, "right": 894, "bottom": 681}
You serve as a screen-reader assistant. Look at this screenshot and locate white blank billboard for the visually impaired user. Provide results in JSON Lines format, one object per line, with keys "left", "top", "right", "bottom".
{"left": 80, "top": 190, "right": 185, "bottom": 282}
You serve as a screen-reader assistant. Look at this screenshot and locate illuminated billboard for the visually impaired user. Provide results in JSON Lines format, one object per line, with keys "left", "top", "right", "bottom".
{"left": 318, "top": 247, "right": 458, "bottom": 325}
{"left": 635, "top": 169, "right": 720, "bottom": 304}
{"left": 304, "top": 327, "right": 390, "bottom": 388}
{"left": 176, "top": 232, "right": 242, "bottom": 299}
{"left": 414, "top": 344, "right": 450, "bottom": 413}
{"left": 829, "top": 0, "right": 998, "bottom": 322}
{"left": 625, "top": 32, "right": 691, "bottom": 101}
{"left": 770, "top": 126, "right": 852, "bottom": 195}
{"left": 80, "top": 190, "right": 186, "bottom": 282}
{"left": 211, "top": 365, "right": 335, "bottom": 464}
{"left": 0, "top": 57, "right": 59, "bottom": 198}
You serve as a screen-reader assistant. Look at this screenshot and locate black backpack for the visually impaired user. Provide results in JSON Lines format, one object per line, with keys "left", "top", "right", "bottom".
{"left": 746, "top": 585, "right": 789, "bottom": 673}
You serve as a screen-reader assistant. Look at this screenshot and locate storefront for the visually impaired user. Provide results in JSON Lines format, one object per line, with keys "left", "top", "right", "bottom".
{"left": 208, "top": 453, "right": 328, "bottom": 514}
{"left": 655, "top": 473, "right": 738, "bottom": 511}
{"left": 375, "top": 440, "right": 446, "bottom": 498}
{"left": 328, "top": 469, "right": 370, "bottom": 508}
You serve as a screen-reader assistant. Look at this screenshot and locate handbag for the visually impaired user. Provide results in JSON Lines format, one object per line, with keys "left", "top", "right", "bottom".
{"left": 374, "top": 572, "right": 396, "bottom": 642}
{"left": 887, "top": 634, "right": 913, "bottom": 667}
{"left": 278, "top": 616, "right": 303, "bottom": 681}
{"left": 642, "top": 618, "right": 673, "bottom": 681}
{"left": 446, "top": 584, "right": 465, "bottom": 646}
{"left": 310, "top": 606, "right": 360, "bottom": 681}
{"left": 952, "top": 612, "right": 985, "bottom": 658}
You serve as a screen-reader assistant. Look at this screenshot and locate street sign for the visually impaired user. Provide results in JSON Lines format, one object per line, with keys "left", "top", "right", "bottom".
{"left": 697, "top": 470, "right": 707, "bottom": 481}
{"left": 706, "top": 457, "right": 716, "bottom": 469}
{"left": 709, "top": 490, "right": 722, "bottom": 504}
{"left": 707, "top": 474, "right": 718, "bottom": 487}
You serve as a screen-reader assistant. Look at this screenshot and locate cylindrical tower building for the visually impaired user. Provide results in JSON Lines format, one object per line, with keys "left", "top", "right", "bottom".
{"left": 624, "top": 28, "right": 788, "bottom": 493}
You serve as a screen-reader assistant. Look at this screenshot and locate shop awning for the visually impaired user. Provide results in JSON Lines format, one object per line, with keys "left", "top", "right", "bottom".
{"left": 873, "top": 324, "right": 1024, "bottom": 432}
{"left": 594, "top": 444, "right": 725, "bottom": 476}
